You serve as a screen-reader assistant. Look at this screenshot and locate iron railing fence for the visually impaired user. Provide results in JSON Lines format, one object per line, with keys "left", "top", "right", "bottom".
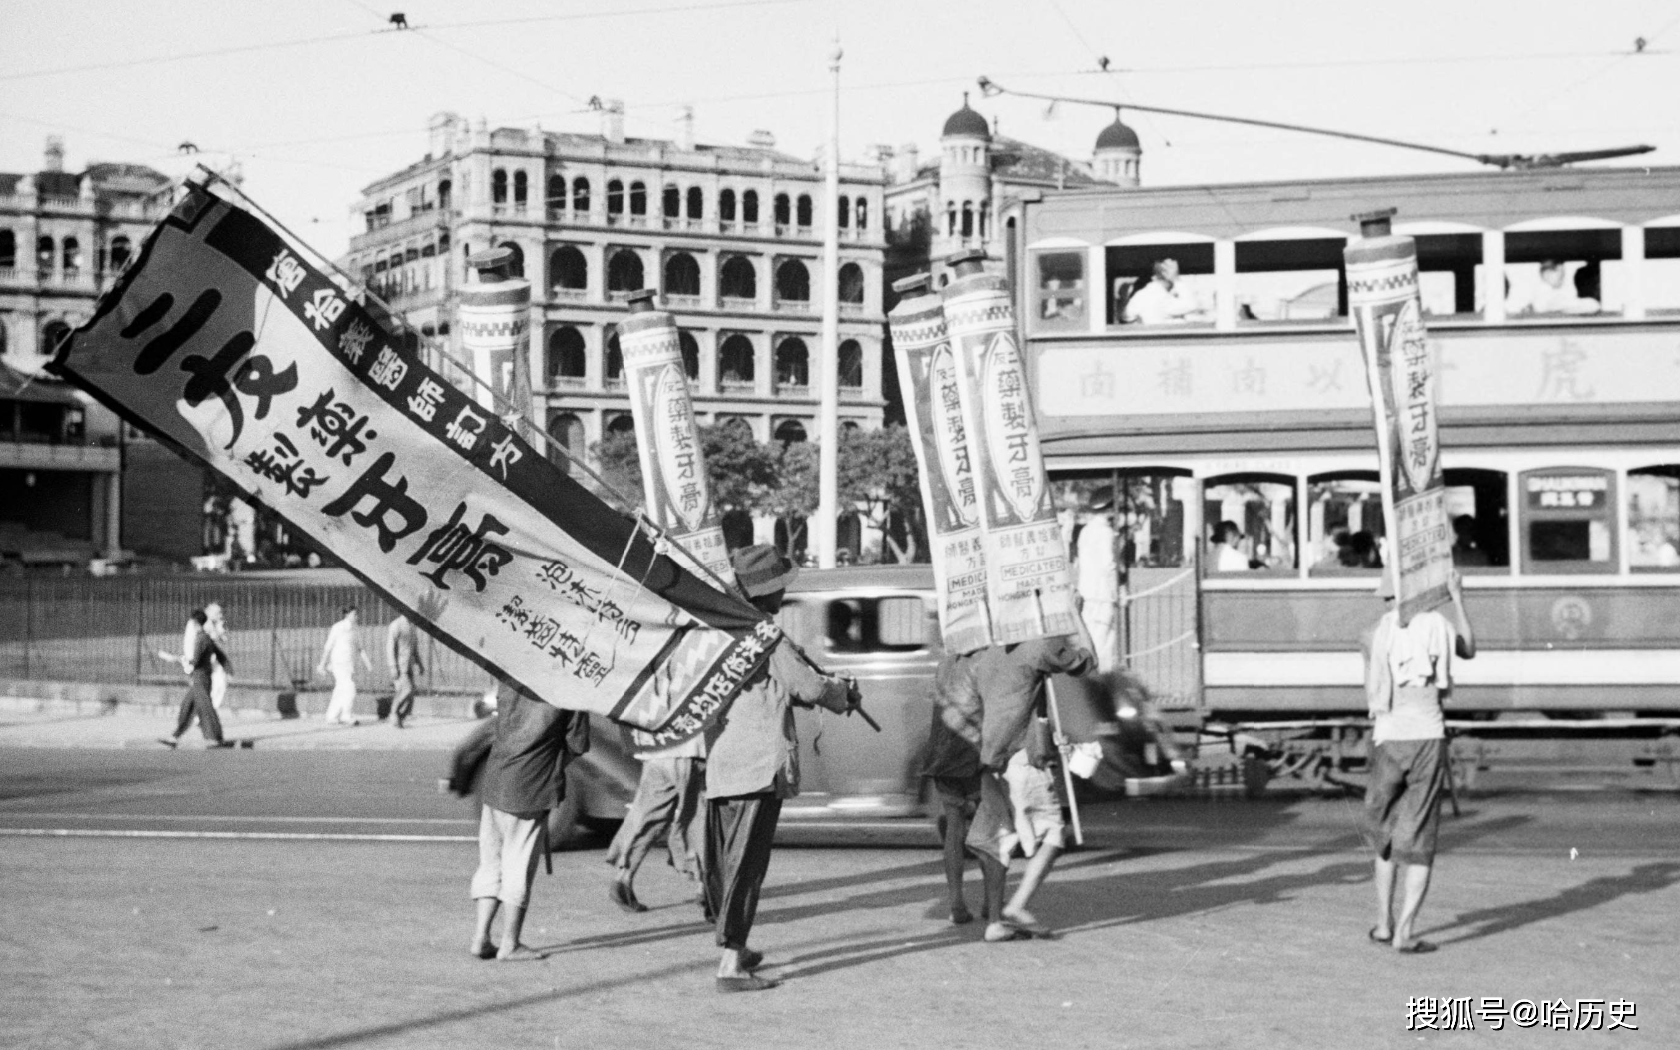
{"left": 0, "top": 571, "right": 488, "bottom": 696}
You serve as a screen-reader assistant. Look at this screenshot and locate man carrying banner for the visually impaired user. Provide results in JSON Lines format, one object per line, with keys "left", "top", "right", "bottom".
{"left": 1362, "top": 570, "right": 1476, "bottom": 954}
{"left": 704, "top": 544, "right": 857, "bottom": 992}
{"left": 469, "top": 681, "right": 589, "bottom": 961}
{"left": 966, "top": 636, "right": 1095, "bottom": 943}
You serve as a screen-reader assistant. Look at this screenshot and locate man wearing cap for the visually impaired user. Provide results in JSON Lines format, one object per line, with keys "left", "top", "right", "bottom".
{"left": 1362, "top": 570, "right": 1476, "bottom": 954}
{"left": 704, "top": 544, "right": 857, "bottom": 992}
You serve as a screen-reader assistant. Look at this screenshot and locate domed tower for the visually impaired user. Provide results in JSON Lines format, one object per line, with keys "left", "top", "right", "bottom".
{"left": 939, "top": 93, "right": 992, "bottom": 251}
{"left": 1094, "top": 110, "right": 1142, "bottom": 187}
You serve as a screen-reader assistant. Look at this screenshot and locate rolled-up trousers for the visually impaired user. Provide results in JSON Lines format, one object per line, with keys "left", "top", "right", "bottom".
{"left": 607, "top": 756, "right": 705, "bottom": 880}
{"left": 704, "top": 793, "right": 782, "bottom": 951}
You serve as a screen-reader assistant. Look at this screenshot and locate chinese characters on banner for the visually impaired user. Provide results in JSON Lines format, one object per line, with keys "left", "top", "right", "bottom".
{"left": 1345, "top": 234, "right": 1453, "bottom": 623}
{"left": 940, "top": 273, "right": 1079, "bottom": 644}
{"left": 618, "top": 307, "right": 735, "bottom": 584}
{"left": 889, "top": 286, "right": 992, "bottom": 653}
{"left": 49, "top": 184, "right": 774, "bottom": 749}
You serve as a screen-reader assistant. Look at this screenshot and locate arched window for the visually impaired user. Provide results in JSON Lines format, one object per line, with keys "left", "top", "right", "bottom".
{"left": 774, "top": 419, "right": 808, "bottom": 444}
{"left": 946, "top": 204, "right": 956, "bottom": 237}
{"left": 513, "top": 170, "right": 528, "bottom": 206}
{"left": 796, "top": 195, "right": 813, "bottom": 227}
{"left": 547, "top": 174, "right": 565, "bottom": 209}
{"left": 61, "top": 237, "right": 81, "bottom": 272}
{"left": 109, "top": 235, "right": 132, "bottom": 272}
{"left": 546, "top": 413, "right": 585, "bottom": 474}
{"left": 664, "top": 252, "right": 700, "bottom": 297}
{"left": 719, "top": 334, "right": 755, "bottom": 384}
{"left": 606, "top": 413, "right": 636, "bottom": 435}
{"left": 547, "top": 327, "right": 586, "bottom": 382}
{"left": 837, "top": 197, "right": 850, "bottom": 228}
{"left": 774, "top": 193, "right": 791, "bottom": 226}
{"left": 37, "top": 235, "right": 54, "bottom": 271}
{"left": 604, "top": 327, "right": 623, "bottom": 380}
{"left": 720, "top": 256, "right": 756, "bottom": 299}
{"left": 961, "top": 202, "right": 974, "bottom": 238}
{"left": 41, "top": 319, "right": 71, "bottom": 356}
{"left": 492, "top": 169, "right": 508, "bottom": 204}
{"left": 438, "top": 178, "right": 452, "bottom": 211}
{"left": 678, "top": 330, "right": 699, "bottom": 380}
{"left": 497, "top": 241, "right": 525, "bottom": 279}
{"left": 629, "top": 181, "right": 647, "bottom": 215}
{"left": 775, "top": 259, "right": 810, "bottom": 302}
{"left": 686, "top": 186, "right": 703, "bottom": 220}
{"left": 742, "top": 190, "right": 759, "bottom": 224}
{"left": 663, "top": 185, "right": 681, "bottom": 219}
{"left": 856, "top": 198, "right": 868, "bottom": 230}
{"left": 838, "top": 262, "right": 864, "bottom": 304}
{"left": 838, "top": 339, "right": 863, "bottom": 389}
{"left": 607, "top": 249, "right": 644, "bottom": 292}
{"left": 719, "top": 189, "right": 736, "bottom": 222}
{"left": 571, "top": 177, "right": 590, "bottom": 213}
{"left": 550, "top": 246, "right": 586, "bottom": 290}
{"left": 0, "top": 230, "right": 14, "bottom": 268}
{"left": 775, "top": 337, "right": 809, "bottom": 387}
{"left": 607, "top": 179, "right": 624, "bottom": 216}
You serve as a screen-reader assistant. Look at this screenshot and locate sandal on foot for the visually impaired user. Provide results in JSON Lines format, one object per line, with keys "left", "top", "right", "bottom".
{"left": 609, "top": 881, "right": 647, "bottom": 914}
{"left": 1000, "top": 911, "right": 1053, "bottom": 938}
{"left": 496, "top": 944, "right": 547, "bottom": 962}
{"left": 950, "top": 903, "right": 974, "bottom": 926}
{"left": 739, "top": 949, "right": 764, "bottom": 970}
{"left": 1368, "top": 927, "right": 1391, "bottom": 946}
{"left": 471, "top": 944, "right": 497, "bottom": 960}
{"left": 983, "top": 923, "right": 1029, "bottom": 943}
{"left": 717, "top": 974, "right": 779, "bottom": 993}
{"left": 1395, "top": 940, "right": 1438, "bottom": 954}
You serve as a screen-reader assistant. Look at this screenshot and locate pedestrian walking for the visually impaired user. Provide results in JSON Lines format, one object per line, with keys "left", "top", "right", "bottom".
{"left": 921, "top": 650, "right": 985, "bottom": 925}
{"left": 385, "top": 614, "right": 424, "bottom": 729}
{"left": 605, "top": 740, "right": 707, "bottom": 914}
{"left": 156, "top": 609, "right": 228, "bottom": 749}
{"left": 469, "top": 681, "right": 589, "bottom": 962}
{"left": 203, "top": 600, "right": 231, "bottom": 711}
{"left": 703, "top": 544, "right": 858, "bottom": 993}
{"left": 1363, "top": 570, "right": 1476, "bottom": 954}
{"left": 965, "top": 636, "right": 1095, "bottom": 943}
{"left": 317, "top": 605, "right": 371, "bottom": 725}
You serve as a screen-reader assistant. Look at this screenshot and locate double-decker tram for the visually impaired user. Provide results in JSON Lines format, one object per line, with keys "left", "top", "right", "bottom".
{"left": 1007, "top": 166, "right": 1680, "bottom": 788}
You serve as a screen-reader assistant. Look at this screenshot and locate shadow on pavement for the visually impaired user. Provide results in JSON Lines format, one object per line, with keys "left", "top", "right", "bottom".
{"left": 1431, "top": 861, "right": 1680, "bottom": 946}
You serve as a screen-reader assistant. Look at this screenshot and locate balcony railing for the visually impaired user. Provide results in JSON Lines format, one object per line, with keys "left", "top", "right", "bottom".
{"left": 840, "top": 301, "right": 865, "bottom": 316}
{"left": 546, "top": 375, "right": 589, "bottom": 391}
{"left": 665, "top": 293, "right": 702, "bottom": 309}
{"left": 774, "top": 299, "right": 812, "bottom": 314}
{"left": 719, "top": 379, "right": 756, "bottom": 396}
{"left": 550, "top": 287, "right": 589, "bottom": 302}
{"left": 719, "top": 296, "right": 757, "bottom": 312}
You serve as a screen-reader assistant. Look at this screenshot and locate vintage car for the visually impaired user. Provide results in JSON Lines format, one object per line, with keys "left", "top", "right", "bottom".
{"left": 557, "top": 564, "right": 945, "bottom": 840}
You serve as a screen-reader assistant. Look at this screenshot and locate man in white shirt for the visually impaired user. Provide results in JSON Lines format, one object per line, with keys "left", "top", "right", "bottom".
{"left": 318, "top": 605, "right": 372, "bottom": 725}
{"left": 1361, "top": 570, "right": 1476, "bottom": 953}
{"left": 1123, "top": 258, "right": 1205, "bottom": 325}
{"left": 1512, "top": 260, "right": 1599, "bottom": 316}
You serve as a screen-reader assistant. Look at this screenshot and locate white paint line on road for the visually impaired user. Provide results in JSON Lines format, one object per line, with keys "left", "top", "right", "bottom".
{"left": 0, "top": 828, "right": 474, "bottom": 843}
{"left": 0, "top": 812, "right": 475, "bottom": 825}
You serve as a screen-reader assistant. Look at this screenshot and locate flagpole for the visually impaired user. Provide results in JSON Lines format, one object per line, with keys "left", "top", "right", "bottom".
{"left": 814, "top": 38, "right": 842, "bottom": 568}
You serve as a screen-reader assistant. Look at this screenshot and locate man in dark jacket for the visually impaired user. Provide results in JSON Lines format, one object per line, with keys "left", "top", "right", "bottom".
{"left": 468, "top": 682, "right": 588, "bottom": 961}
{"left": 921, "top": 651, "right": 985, "bottom": 925}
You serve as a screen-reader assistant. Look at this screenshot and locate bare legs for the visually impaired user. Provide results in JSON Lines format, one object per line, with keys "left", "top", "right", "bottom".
{"left": 1373, "top": 855, "right": 1434, "bottom": 949}
{"left": 471, "top": 898, "right": 530, "bottom": 960}
{"left": 1001, "top": 841, "right": 1061, "bottom": 932}
{"left": 938, "top": 810, "right": 974, "bottom": 924}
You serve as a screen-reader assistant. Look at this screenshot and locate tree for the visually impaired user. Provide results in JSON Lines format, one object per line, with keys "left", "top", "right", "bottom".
{"left": 699, "top": 420, "right": 774, "bottom": 514}
{"left": 592, "top": 429, "right": 642, "bottom": 513}
{"left": 839, "top": 425, "right": 926, "bottom": 563}
{"left": 761, "top": 439, "right": 818, "bottom": 557}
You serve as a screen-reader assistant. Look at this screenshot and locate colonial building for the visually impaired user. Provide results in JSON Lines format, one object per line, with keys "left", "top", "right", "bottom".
{"left": 345, "top": 109, "right": 890, "bottom": 472}
{"left": 881, "top": 97, "right": 1141, "bottom": 287}
{"left": 0, "top": 138, "right": 179, "bottom": 565}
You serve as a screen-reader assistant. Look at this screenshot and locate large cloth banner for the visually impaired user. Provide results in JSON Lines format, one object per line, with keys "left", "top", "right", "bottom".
{"left": 940, "top": 271, "right": 1079, "bottom": 644}
{"left": 888, "top": 285, "right": 991, "bottom": 654}
{"left": 1345, "top": 233, "right": 1453, "bottom": 624}
{"left": 619, "top": 306, "right": 734, "bottom": 585}
{"left": 50, "top": 184, "right": 775, "bottom": 748}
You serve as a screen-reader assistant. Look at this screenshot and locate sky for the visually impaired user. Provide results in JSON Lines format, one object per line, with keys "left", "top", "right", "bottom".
{"left": 5, "top": 0, "right": 1680, "bottom": 257}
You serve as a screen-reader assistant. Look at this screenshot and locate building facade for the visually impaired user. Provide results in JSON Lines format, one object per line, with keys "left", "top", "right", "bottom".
{"left": 345, "top": 110, "right": 890, "bottom": 475}
{"left": 0, "top": 138, "right": 178, "bottom": 564}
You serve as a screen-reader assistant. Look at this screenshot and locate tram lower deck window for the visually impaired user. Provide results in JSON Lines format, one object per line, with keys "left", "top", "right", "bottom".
{"left": 1519, "top": 468, "right": 1617, "bottom": 574}
{"left": 1628, "top": 466, "right": 1680, "bottom": 571}
{"left": 1204, "top": 474, "right": 1296, "bottom": 574}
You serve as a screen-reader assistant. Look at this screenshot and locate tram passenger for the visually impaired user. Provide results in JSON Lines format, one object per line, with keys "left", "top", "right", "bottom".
{"left": 1210, "top": 521, "right": 1251, "bottom": 572}
{"left": 1510, "top": 260, "right": 1599, "bottom": 316}
{"left": 1122, "top": 259, "right": 1205, "bottom": 325}
{"left": 1361, "top": 570, "right": 1476, "bottom": 954}
{"left": 1450, "top": 515, "right": 1490, "bottom": 568}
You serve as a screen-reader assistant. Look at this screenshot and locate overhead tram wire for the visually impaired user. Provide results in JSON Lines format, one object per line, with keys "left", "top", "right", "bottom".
{"left": 975, "top": 78, "right": 1656, "bottom": 170}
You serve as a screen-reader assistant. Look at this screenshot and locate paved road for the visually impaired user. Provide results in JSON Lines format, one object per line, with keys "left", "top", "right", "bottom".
{"left": 4, "top": 728, "right": 1679, "bottom": 1048}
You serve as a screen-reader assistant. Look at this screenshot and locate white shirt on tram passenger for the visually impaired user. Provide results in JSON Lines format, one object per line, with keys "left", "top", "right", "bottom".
{"left": 1123, "top": 280, "right": 1202, "bottom": 325}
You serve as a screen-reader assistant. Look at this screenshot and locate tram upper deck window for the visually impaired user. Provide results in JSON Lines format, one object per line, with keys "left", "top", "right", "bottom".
{"left": 1235, "top": 237, "right": 1345, "bottom": 324}
{"left": 1642, "top": 228, "right": 1680, "bottom": 316}
{"left": 1203, "top": 473, "right": 1296, "bottom": 575}
{"left": 1627, "top": 466, "right": 1680, "bottom": 572}
{"left": 1306, "top": 472, "right": 1385, "bottom": 576}
{"left": 1503, "top": 228, "right": 1621, "bottom": 318}
{"left": 1107, "top": 243, "right": 1214, "bottom": 327}
{"left": 1414, "top": 234, "right": 1484, "bottom": 318}
{"left": 1519, "top": 467, "right": 1617, "bottom": 574}
{"left": 1034, "top": 250, "right": 1087, "bottom": 332}
{"left": 1443, "top": 467, "right": 1510, "bottom": 571}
